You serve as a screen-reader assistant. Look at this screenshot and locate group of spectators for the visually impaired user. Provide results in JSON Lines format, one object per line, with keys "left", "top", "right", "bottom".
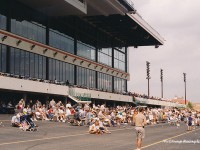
{"left": 131, "top": 92, "right": 164, "bottom": 100}
{"left": 9, "top": 98, "right": 200, "bottom": 134}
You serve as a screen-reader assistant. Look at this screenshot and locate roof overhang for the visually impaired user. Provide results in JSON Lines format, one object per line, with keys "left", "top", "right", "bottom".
{"left": 83, "top": 12, "right": 164, "bottom": 47}
{"left": 15, "top": 0, "right": 164, "bottom": 47}
{"left": 16, "top": 0, "right": 130, "bottom": 16}
{"left": 16, "top": 0, "right": 87, "bottom": 16}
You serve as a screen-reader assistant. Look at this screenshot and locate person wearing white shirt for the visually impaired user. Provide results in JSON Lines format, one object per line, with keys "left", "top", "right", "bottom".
{"left": 11, "top": 114, "right": 21, "bottom": 127}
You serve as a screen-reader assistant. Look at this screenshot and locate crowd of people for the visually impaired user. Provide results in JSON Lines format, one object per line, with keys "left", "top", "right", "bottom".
{"left": 9, "top": 99, "right": 200, "bottom": 134}
{"left": 131, "top": 92, "right": 166, "bottom": 101}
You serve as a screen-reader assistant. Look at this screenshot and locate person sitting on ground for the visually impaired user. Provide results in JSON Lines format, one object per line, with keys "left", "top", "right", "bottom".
{"left": 48, "top": 106, "right": 54, "bottom": 121}
{"left": 58, "top": 106, "right": 66, "bottom": 122}
{"left": 99, "top": 118, "right": 111, "bottom": 134}
{"left": 65, "top": 106, "right": 71, "bottom": 122}
{"left": 74, "top": 108, "right": 81, "bottom": 126}
{"left": 53, "top": 107, "right": 59, "bottom": 121}
{"left": 11, "top": 113, "right": 21, "bottom": 127}
{"left": 89, "top": 119, "right": 101, "bottom": 134}
{"left": 35, "top": 105, "right": 47, "bottom": 120}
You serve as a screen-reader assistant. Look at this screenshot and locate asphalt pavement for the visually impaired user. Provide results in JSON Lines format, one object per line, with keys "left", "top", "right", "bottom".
{"left": 0, "top": 114, "right": 199, "bottom": 150}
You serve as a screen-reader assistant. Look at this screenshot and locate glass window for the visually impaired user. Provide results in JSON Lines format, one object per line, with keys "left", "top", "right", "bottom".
{"left": 114, "top": 77, "right": 126, "bottom": 93}
{"left": 77, "top": 41, "right": 96, "bottom": 61}
{"left": 0, "top": 14, "right": 6, "bottom": 30}
{"left": 29, "top": 53, "right": 35, "bottom": 78}
{"left": 14, "top": 49, "right": 20, "bottom": 75}
{"left": 42, "top": 56, "right": 46, "bottom": 80}
{"left": 7, "top": 47, "right": 47, "bottom": 79}
{"left": 65, "top": 62, "right": 69, "bottom": 82}
{"left": 76, "top": 66, "right": 96, "bottom": 88}
{"left": 25, "top": 51, "right": 30, "bottom": 77}
{"left": 20, "top": 50, "right": 25, "bottom": 76}
{"left": 115, "top": 47, "right": 125, "bottom": 53}
{"left": 68, "top": 63, "right": 74, "bottom": 85}
{"left": 114, "top": 49, "right": 125, "bottom": 71}
{"left": 49, "top": 29, "right": 74, "bottom": 54}
{"left": 97, "top": 72, "right": 112, "bottom": 92}
{"left": 48, "top": 59, "right": 74, "bottom": 84}
{"left": 0, "top": 44, "right": 7, "bottom": 73}
{"left": 62, "top": 62, "right": 66, "bottom": 82}
{"left": 56, "top": 60, "right": 60, "bottom": 81}
{"left": 59, "top": 61, "right": 63, "bottom": 82}
{"left": 98, "top": 48, "right": 112, "bottom": 66}
{"left": 38, "top": 55, "right": 43, "bottom": 79}
{"left": 34, "top": 54, "right": 39, "bottom": 79}
{"left": 10, "top": 48, "right": 14, "bottom": 74}
{"left": 11, "top": 19, "right": 46, "bottom": 44}
{"left": 49, "top": 58, "right": 53, "bottom": 80}
{"left": 52, "top": 59, "right": 56, "bottom": 80}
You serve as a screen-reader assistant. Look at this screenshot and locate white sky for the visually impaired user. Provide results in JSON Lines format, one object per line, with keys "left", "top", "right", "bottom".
{"left": 128, "top": 0, "right": 200, "bottom": 102}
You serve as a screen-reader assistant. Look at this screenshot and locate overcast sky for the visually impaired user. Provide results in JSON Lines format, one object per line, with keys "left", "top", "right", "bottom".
{"left": 128, "top": 0, "right": 200, "bottom": 102}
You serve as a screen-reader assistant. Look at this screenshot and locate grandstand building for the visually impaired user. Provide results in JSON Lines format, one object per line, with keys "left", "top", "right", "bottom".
{"left": 0, "top": 0, "right": 164, "bottom": 106}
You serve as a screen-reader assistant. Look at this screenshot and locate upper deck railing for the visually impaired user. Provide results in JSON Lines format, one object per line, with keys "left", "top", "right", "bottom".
{"left": 125, "top": 0, "right": 134, "bottom": 8}
{"left": 117, "top": 0, "right": 135, "bottom": 11}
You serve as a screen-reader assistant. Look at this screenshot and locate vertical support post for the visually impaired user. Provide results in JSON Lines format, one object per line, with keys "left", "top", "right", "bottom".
{"left": 160, "top": 69, "right": 163, "bottom": 98}
{"left": 146, "top": 61, "right": 150, "bottom": 98}
{"left": 183, "top": 73, "right": 187, "bottom": 105}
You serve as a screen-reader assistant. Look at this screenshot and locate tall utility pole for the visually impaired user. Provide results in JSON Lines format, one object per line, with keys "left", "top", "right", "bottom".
{"left": 146, "top": 61, "right": 151, "bottom": 98}
{"left": 183, "top": 73, "right": 187, "bottom": 105}
{"left": 160, "top": 69, "right": 163, "bottom": 98}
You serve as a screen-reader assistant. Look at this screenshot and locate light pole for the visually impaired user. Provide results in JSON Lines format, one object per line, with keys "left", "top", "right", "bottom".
{"left": 183, "top": 73, "right": 187, "bottom": 105}
{"left": 146, "top": 61, "right": 151, "bottom": 98}
{"left": 160, "top": 69, "right": 163, "bottom": 98}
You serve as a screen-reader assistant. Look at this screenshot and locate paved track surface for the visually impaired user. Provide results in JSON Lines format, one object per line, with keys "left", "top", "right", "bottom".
{"left": 0, "top": 115, "right": 199, "bottom": 150}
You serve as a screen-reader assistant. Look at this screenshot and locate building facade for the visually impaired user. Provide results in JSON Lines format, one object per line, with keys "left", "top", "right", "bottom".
{"left": 0, "top": 0, "right": 164, "bottom": 106}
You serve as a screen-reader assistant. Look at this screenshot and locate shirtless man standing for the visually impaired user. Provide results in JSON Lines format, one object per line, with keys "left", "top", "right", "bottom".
{"left": 134, "top": 107, "right": 147, "bottom": 150}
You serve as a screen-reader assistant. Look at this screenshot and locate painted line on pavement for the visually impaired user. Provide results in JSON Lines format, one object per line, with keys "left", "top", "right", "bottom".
{"left": 138, "top": 128, "right": 200, "bottom": 150}
{"left": 0, "top": 123, "right": 167, "bottom": 146}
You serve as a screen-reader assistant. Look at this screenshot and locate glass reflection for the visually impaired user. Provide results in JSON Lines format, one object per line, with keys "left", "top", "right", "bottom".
{"left": 0, "top": 14, "right": 6, "bottom": 30}
{"left": 77, "top": 41, "right": 96, "bottom": 61}
{"left": 98, "top": 48, "right": 112, "bottom": 66}
{"left": 0, "top": 44, "right": 7, "bottom": 73}
{"left": 77, "top": 66, "right": 96, "bottom": 88}
{"left": 97, "top": 72, "right": 112, "bottom": 92}
{"left": 49, "top": 29, "right": 74, "bottom": 54}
